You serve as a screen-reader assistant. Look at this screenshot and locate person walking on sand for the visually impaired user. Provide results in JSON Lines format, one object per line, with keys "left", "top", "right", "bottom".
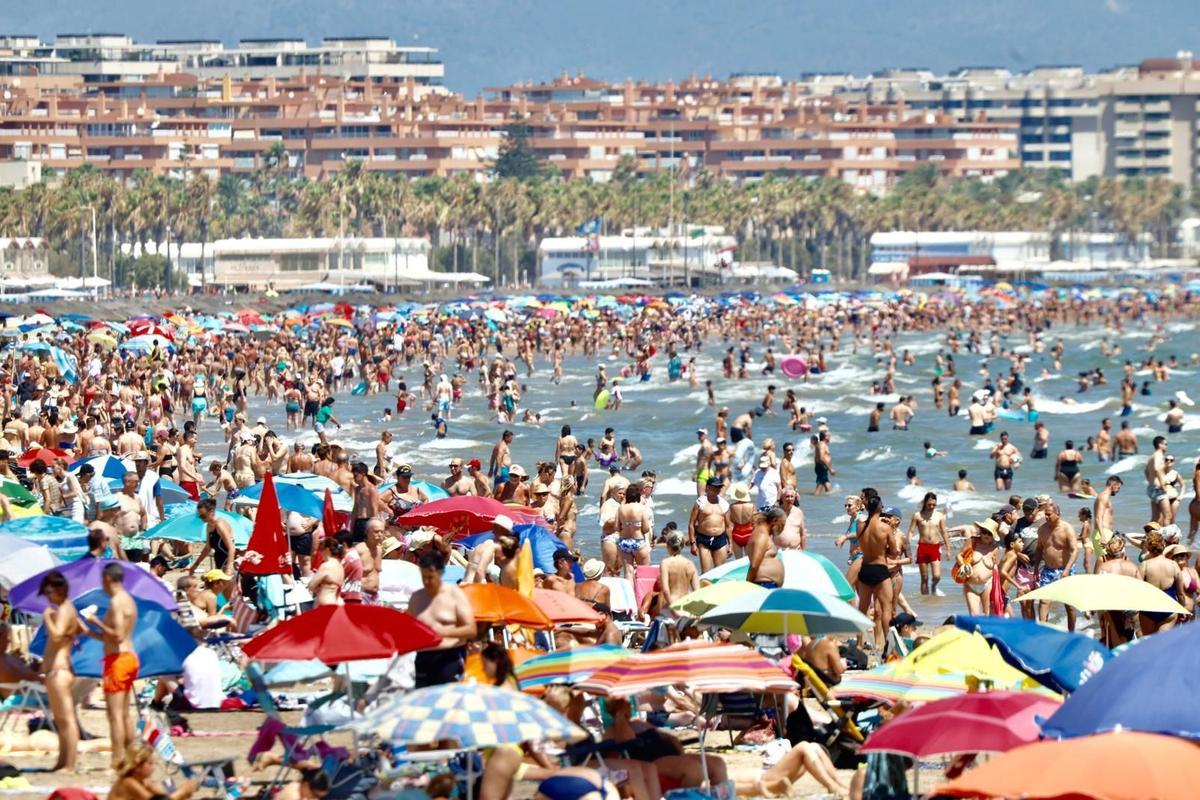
{"left": 84, "top": 562, "right": 139, "bottom": 769}
{"left": 38, "top": 571, "right": 82, "bottom": 772}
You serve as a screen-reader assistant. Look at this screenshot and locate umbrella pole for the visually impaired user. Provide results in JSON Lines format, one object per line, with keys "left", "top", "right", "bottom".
{"left": 699, "top": 693, "right": 716, "bottom": 788}
{"left": 343, "top": 662, "right": 359, "bottom": 759}
{"left": 913, "top": 760, "right": 919, "bottom": 797}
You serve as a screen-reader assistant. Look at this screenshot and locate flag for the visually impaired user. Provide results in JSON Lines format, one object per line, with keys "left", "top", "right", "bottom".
{"left": 586, "top": 233, "right": 600, "bottom": 253}
{"left": 322, "top": 487, "right": 348, "bottom": 538}
{"left": 229, "top": 580, "right": 258, "bottom": 633}
{"left": 516, "top": 539, "right": 535, "bottom": 597}
{"left": 689, "top": 227, "right": 705, "bottom": 239}
{"left": 576, "top": 217, "right": 602, "bottom": 235}
{"left": 240, "top": 472, "right": 291, "bottom": 576}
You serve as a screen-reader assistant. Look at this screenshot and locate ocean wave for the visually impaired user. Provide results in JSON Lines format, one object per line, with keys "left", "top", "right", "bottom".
{"left": 855, "top": 446, "right": 894, "bottom": 462}
{"left": 1034, "top": 398, "right": 1113, "bottom": 415}
{"left": 1105, "top": 454, "right": 1147, "bottom": 475}
{"left": 653, "top": 477, "right": 698, "bottom": 496}
{"left": 974, "top": 439, "right": 998, "bottom": 450}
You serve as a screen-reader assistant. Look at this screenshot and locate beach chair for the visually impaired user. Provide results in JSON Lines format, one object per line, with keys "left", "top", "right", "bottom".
{"left": 709, "top": 692, "right": 765, "bottom": 747}
{"left": 883, "top": 627, "right": 910, "bottom": 662}
{"left": 244, "top": 664, "right": 340, "bottom": 788}
{"left": 0, "top": 681, "right": 52, "bottom": 731}
{"left": 790, "top": 657, "right": 867, "bottom": 744}
{"left": 139, "top": 711, "right": 240, "bottom": 798}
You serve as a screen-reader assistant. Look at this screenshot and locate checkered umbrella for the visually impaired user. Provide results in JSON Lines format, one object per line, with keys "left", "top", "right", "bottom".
{"left": 351, "top": 683, "right": 587, "bottom": 748}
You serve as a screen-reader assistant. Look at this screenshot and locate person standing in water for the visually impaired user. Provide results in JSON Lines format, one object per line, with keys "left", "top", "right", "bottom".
{"left": 908, "top": 492, "right": 950, "bottom": 595}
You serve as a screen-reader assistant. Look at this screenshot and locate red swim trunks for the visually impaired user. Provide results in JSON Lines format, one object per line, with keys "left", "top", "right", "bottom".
{"left": 916, "top": 542, "right": 943, "bottom": 564}
{"left": 102, "top": 652, "right": 140, "bottom": 694}
{"left": 179, "top": 480, "right": 200, "bottom": 501}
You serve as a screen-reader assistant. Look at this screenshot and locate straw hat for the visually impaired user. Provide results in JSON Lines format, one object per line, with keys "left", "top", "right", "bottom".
{"left": 380, "top": 536, "right": 404, "bottom": 558}
{"left": 115, "top": 743, "right": 154, "bottom": 777}
{"left": 532, "top": 481, "right": 552, "bottom": 495}
{"left": 974, "top": 518, "right": 1001, "bottom": 540}
{"left": 582, "top": 559, "right": 605, "bottom": 580}
{"left": 729, "top": 482, "right": 753, "bottom": 504}
{"left": 1165, "top": 543, "right": 1192, "bottom": 559}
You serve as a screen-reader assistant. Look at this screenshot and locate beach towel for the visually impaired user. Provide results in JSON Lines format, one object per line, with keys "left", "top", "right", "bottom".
{"left": 633, "top": 565, "right": 660, "bottom": 610}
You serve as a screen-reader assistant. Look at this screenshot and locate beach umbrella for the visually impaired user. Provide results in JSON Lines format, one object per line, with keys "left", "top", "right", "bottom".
{"left": 700, "top": 550, "right": 855, "bottom": 601}
{"left": 576, "top": 640, "right": 794, "bottom": 696}
{"left": 461, "top": 583, "right": 553, "bottom": 629}
{"left": 120, "top": 334, "right": 174, "bottom": 354}
{"left": 7, "top": 558, "right": 177, "bottom": 614}
{"left": 458, "top": 522, "right": 577, "bottom": 578}
{"left": 0, "top": 532, "right": 60, "bottom": 589}
{"left": 241, "top": 604, "right": 438, "bottom": 663}
{"left": 69, "top": 454, "right": 132, "bottom": 482}
{"left": 671, "top": 581, "right": 766, "bottom": 617}
{"left": 0, "top": 475, "right": 38, "bottom": 505}
{"left": 0, "top": 515, "right": 88, "bottom": 552}
{"left": 1040, "top": 621, "right": 1200, "bottom": 740}
{"left": 138, "top": 509, "right": 253, "bottom": 547}
{"left": 232, "top": 479, "right": 327, "bottom": 518}
{"left": 17, "top": 447, "right": 68, "bottom": 468}
{"left": 1018, "top": 573, "right": 1188, "bottom": 614}
{"left": 532, "top": 588, "right": 602, "bottom": 625}
{"left": 399, "top": 495, "right": 535, "bottom": 539}
{"left": 85, "top": 330, "right": 117, "bottom": 349}
{"left": 832, "top": 629, "right": 1051, "bottom": 705}
{"left": 954, "top": 615, "right": 1110, "bottom": 694}
{"left": 233, "top": 473, "right": 353, "bottom": 513}
{"left": 933, "top": 731, "right": 1200, "bottom": 800}
{"left": 29, "top": 588, "right": 195, "bottom": 679}
{"left": 513, "top": 644, "right": 630, "bottom": 693}
{"left": 240, "top": 472, "right": 291, "bottom": 576}
{"left": 352, "top": 683, "right": 586, "bottom": 749}
{"left": 699, "top": 587, "right": 872, "bottom": 635}
{"left": 861, "top": 691, "right": 1061, "bottom": 759}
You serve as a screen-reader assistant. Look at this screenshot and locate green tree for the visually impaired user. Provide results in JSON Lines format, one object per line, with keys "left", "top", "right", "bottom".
{"left": 492, "top": 123, "right": 542, "bottom": 180}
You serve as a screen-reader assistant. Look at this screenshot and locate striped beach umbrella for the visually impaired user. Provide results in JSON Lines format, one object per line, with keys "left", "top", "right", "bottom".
{"left": 353, "top": 683, "right": 586, "bottom": 748}
{"left": 670, "top": 580, "right": 765, "bottom": 617}
{"left": 699, "top": 588, "right": 872, "bottom": 635}
{"left": 700, "top": 550, "right": 855, "bottom": 601}
{"left": 576, "top": 640, "right": 794, "bottom": 697}
{"left": 513, "top": 644, "right": 629, "bottom": 693}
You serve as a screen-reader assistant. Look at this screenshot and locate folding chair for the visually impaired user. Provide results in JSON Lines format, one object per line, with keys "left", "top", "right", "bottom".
{"left": 139, "top": 711, "right": 241, "bottom": 798}
{"left": 0, "top": 681, "right": 53, "bottom": 731}
{"left": 709, "top": 692, "right": 764, "bottom": 747}
{"left": 244, "top": 664, "right": 338, "bottom": 789}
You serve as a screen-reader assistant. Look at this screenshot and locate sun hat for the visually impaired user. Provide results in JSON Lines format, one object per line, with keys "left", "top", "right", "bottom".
{"left": 582, "top": 559, "right": 604, "bottom": 580}
{"left": 380, "top": 536, "right": 404, "bottom": 558}
{"left": 532, "top": 481, "right": 552, "bottom": 495}
{"left": 974, "top": 518, "right": 1001, "bottom": 540}
{"left": 729, "top": 482, "right": 752, "bottom": 503}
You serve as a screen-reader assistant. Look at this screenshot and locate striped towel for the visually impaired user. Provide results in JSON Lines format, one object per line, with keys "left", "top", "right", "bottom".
{"left": 230, "top": 580, "right": 257, "bottom": 634}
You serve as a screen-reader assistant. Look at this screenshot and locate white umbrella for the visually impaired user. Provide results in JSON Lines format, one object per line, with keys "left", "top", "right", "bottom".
{"left": 0, "top": 533, "right": 61, "bottom": 589}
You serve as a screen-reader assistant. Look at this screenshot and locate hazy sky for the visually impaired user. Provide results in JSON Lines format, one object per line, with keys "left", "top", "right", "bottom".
{"left": 6, "top": 0, "right": 1199, "bottom": 95}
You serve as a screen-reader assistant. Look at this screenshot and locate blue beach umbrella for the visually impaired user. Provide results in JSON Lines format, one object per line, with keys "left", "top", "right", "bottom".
{"left": 30, "top": 589, "right": 196, "bottom": 678}
{"left": 139, "top": 509, "right": 253, "bottom": 547}
{"left": 234, "top": 480, "right": 325, "bottom": 518}
{"left": 458, "top": 522, "right": 582, "bottom": 579}
{"left": 954, "top": 615, "right": 1110, "bottom": 695}
{"left": 1041, "top": 622, "right": 1200, "bottom": 740}
{"left": 0, "top": 515, "right": 89, "bottom": 553}
{"left": 69, "top": 454, "right": 132, "bottom": 481}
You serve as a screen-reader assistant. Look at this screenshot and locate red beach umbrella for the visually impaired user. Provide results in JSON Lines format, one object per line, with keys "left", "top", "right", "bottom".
{"left": 241, "top": 604, "right": 439, "bottom": 663}
{"left": 18, "top": 447, "right": 69, "bottom": 468}
{"left": 861, "top": 690, "right": 1061, "bottom": 759}
{"left": 399, "top": 496, "right": 536, "bottom": 539}
{"left": 240, "top": 472, "right": 291, "bottom": 575}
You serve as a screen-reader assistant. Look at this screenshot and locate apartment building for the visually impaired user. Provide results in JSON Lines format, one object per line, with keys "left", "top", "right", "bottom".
{"left": 820, "top": 54, "right": 1200, "bottom": 186}
{"left": 0, "top": 34, "right": 444, "bottom": 84}
{"left": 0, "top": 70, "right": 1017, "bottom": 187}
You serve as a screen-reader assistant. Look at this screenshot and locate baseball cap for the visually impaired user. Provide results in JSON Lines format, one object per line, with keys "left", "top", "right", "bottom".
{"left": 706, "top": 475, "right": 725, "bottom": 488}
{"left": 891, "top": 612, "right": 920, "bottom": 629}
{"left": 509, "top": 464, "right": 527, "bottom": 478}
{"left": 1145, "top": 521, "right": 1163, "bottom": 532}
{"left": 553, "top": 550, "right": 577, "bottom": 564}
{"left": 98, "top": 496, "right": 121, "bottom": 511}
{"left": 468, "top": 458, "right": 482, "bottom": 470}
{"left": 395, "top": 464, "right": 414, "bottom": 477}
{"left": 883, "top": 506, "right": 901, "bottom": 518}
{"left": 256, "top": 416, "right": 267, "bottom": 425}
{"left": 203, "top": 568, "right": 232, "bottom": 583}
{"left": 998, "top": 504, "right": 1016, "bottom": 515}
{"left": 1022, "top": 497, "right": 1038, "bottom": 512}
{"left": 493, "top": 514, "right": 514, "bottom": 532}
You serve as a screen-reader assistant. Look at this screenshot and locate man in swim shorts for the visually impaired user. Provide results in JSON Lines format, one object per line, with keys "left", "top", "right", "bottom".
{"left": 85, "top": 563, "right": 139, "bottom": 769}
{"left": 688, "top": 476, "right": 731, "bottom": 574}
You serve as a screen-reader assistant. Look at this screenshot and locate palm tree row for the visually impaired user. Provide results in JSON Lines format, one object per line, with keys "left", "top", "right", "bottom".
{"left": 0, "top": 158, "right": 1186, "bottom": 287}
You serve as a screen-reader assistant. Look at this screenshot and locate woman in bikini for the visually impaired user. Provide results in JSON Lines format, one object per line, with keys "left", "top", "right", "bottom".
{"left": 615, "top": 483, "right": 651, "bottom": 578}
{"left": 727, "top": 482, "right": 756, "bottom": 558}
{"left": 39, "top": 571, "right": 82, "bottom": 772}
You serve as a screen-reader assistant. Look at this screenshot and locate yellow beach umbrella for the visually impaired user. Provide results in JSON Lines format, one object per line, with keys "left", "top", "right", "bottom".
{"left": 1019, "top": 573, "right": 1188, "bottom": 614}
{"left": 325, "top": 318, "right": 353, "bottom": 328}
{"left": 86, "top": 330, "right": 118, "bottom": 350}
{"left": 832, "top": 629, "right": 1052, "bottom": 704}
{"left": 671, "top": 581, "right": 766, "bottom": 617}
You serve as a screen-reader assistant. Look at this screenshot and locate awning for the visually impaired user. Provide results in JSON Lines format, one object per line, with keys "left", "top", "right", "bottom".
{"left": 868, "top": 262, "right": 908, "bottom": 276}
{"left": 407, "top": 270, "right": 491, "bottom": 284}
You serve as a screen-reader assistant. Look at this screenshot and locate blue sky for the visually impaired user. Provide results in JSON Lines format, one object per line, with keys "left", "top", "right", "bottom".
{"left": 6, "top": 0, "right": 1198, "bottom": 95}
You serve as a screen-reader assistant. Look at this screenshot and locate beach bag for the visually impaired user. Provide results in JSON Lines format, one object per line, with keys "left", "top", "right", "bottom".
{"left": 952, "top": 545, "right": 975, "bottom": 584}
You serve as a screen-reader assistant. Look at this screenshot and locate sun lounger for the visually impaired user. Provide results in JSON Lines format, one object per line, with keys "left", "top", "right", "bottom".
{"left": 139, "top": 712, "right": 240, "bottom": 798}
{"left": 0, "top": 682, "right": 52, "bottom": 731}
